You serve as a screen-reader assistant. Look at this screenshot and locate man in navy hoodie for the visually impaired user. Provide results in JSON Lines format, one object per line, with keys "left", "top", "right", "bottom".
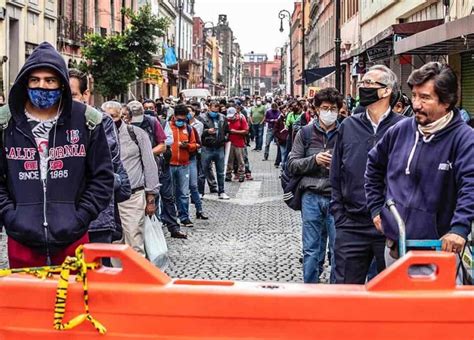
{"left": 365, "top": 62, "right": 473, "bottom": 261}
{"left": 330, "top": 65, "right": 404, "bottom": 284}
{"left": 0, "top": 42, "right": 114, "bottom": 268}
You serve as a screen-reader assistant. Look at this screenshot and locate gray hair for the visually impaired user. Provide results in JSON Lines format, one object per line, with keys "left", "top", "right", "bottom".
{"left": 367, "top": 64, "right": 398, "bottom": 90}
{"left": 101, "top": 101, "right": 122, "bottom": 112}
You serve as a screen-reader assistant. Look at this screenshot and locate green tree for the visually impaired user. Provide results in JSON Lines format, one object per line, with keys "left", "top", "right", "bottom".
{"left": 123, "top": 4, "right": 169, "bottom": 79}
{"left": 81, "top": 4, "right": 169, "bottom": 98}
{"left": 82, "top": 33, "right": 137, "bottom": 99}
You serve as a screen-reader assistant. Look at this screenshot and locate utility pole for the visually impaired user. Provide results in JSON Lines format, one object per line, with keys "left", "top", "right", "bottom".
{"left": 335, "top": 0, "right": 342, "bottom": 93}
{"left": 301, "top": 0, "right": 305, "bottom": 97}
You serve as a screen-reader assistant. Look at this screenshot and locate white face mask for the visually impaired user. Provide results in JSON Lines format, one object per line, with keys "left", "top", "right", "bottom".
{"left": 319, "top": 110, "right": 338, "bottom": 126}
{"left": 256, "top": 101, "right": 262, "bottom": 106}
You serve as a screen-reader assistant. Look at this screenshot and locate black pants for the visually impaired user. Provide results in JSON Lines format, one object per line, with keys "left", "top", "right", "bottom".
{"left": 88, "top": 230, "right": 113, "bottom": 267}
{"left": 334, "top": 226, "right": 386, "bottom": 284}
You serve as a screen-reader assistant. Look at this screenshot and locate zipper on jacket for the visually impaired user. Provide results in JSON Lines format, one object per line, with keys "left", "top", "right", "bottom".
{"left": 42, "top": 179, "right": 51, "bottom": 265}
{"left": 15, "top": 126, "right": 52, "bottom": 265}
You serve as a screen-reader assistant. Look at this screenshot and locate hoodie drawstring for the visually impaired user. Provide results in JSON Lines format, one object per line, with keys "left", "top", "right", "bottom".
{"left": 405, "top": 131, "right": 419, "bottom": 175}
{"left": 405, "top": 129, "right": 436, "bottom": 175}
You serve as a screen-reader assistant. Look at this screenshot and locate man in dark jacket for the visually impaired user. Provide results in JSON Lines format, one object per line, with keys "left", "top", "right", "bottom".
{"left": 200, "top": 101, "right": 230, "bottom": 199}
{"left": 288, "top": 88, "right": 342, "bottom": 283}
{"left": 0, "top": 42, "right": 114, "bottom": 268}
{"left": 330, "top": 65, "right": 404, "bottom": 284}
{"left": 69, "top": 68, "right": 131, "bottom": 247}
{"left": 365, "top": 62, "right": 473, "bottom": 263}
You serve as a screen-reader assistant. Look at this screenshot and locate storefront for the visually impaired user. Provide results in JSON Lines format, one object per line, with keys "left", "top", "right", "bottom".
{"left": 358, "top": 20, "right": 443, "bottom": 95}
{"left": 394, "top": 14, "right": 474, "bottom": 115}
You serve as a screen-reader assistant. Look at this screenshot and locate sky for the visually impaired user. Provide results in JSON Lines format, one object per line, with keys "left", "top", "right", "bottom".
{"left": 194, "top": 0, "right": 296, "bottom": 59}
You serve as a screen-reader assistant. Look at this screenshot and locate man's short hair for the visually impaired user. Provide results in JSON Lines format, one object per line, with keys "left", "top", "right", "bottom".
{"left": 408, "top": 62, "right": 458, "bottom": 111}
{"left": 367, "top": 64, "right": 398, "bottom": 90}
{"left": 143, "top": 99, "right": 155, "bottom": 107}
{"left": 209, "top": 100, "right": 219, "bottom": 108}
{"left": 313, "top": 88, "right": 343, "bottom": 109}
{"left": 174, "top": 104, "right": 188, "bottom": 116}
{"left": 68, "top": 68, "right": 88, "bottom": 95}
{"left": 102, "top": 101, "right": 122, "bottom": 112}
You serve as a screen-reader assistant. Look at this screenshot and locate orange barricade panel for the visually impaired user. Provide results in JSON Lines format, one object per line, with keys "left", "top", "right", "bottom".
{"left": 0, "top": 244, "right": 473, "bottom": 340}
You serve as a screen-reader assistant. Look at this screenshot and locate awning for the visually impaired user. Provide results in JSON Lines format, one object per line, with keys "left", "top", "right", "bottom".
{"left": 360, "top": 20, "right": 444, "bottom": 61}
{"left": 303, "top": 66, "right": 336, "bottom": 84}
{"left": 394, "top": 15, "right": 474, "bottom": 55}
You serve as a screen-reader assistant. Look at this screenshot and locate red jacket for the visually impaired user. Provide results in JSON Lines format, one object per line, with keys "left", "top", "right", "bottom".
{"left": 170, "top": 119, "right": 198, "bottom": 166}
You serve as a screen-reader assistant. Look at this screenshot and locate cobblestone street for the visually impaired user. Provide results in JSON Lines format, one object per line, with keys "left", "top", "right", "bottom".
{"left": 0, "top": 143, "right": 330, "bottom": 283}
{"left": 165, "top": 144, "right": 306, "bottom": 282}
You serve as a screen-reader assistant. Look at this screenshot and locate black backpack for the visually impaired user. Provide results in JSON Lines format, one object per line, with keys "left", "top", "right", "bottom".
{"left": 280, "top": 125, "right": 312, "bottom": 211}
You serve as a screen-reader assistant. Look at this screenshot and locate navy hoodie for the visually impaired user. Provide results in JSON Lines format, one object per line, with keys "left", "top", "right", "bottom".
{"left": 365, "top": 111, "right": 474, "bottom": 241}
{"left": 0, "top": 42, "right": 114, "bottom": 252}
{"left": 330, "top": 110, "right": 404, "bottom": 227}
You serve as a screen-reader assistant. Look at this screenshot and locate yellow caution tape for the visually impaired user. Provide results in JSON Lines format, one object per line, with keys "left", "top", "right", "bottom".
{"left": 0, "top": 245, "right": 106, "bottom": 334}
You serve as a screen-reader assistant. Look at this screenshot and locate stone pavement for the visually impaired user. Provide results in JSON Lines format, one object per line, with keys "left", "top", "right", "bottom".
{"left": 0, "top": 141, "right": 331, "bottom": 283}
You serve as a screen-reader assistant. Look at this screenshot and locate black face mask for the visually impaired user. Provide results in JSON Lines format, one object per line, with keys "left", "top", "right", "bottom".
{"left": 359, "top": 87, "right": 382, "bottom": 107}
{"left": 144, "top": 109, "right": 155, "bottom": 116}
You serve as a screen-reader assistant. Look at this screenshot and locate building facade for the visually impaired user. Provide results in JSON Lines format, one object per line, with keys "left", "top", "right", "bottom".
{"left": 215, "top": 14, "right": 234, "bottom": 96}
{"left": 242, "top": 52, "right": 281, "bottom": 96}
{"left": 3, "top": 0, "right": 57, "bottom": 97}
{"left": 290, "top": 2, "right": 302, "bottom": 97}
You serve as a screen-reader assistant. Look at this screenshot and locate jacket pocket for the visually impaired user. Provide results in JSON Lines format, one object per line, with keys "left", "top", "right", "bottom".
{"left": 47, "top": 202, "right": 87, "bottom": 245}
{"left": 6, "top": 203, "right": 45, "bottom": 247}
{"left": 381, "top": 203, "right": 439, "bottom": 241}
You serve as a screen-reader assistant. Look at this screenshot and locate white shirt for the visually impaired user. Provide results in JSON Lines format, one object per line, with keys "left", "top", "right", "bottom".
{"left": 366, "top": 107, "right": 391, "bottom": 134}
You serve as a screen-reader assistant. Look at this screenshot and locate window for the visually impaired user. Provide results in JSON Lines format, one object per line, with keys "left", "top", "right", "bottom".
{"left": 28, "top": 11, "right": 38, "bottom": 26}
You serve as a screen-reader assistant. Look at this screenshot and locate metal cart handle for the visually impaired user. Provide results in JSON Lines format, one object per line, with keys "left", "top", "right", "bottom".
{"left": 385, "top": 199, "right": 407, "bottom": 257}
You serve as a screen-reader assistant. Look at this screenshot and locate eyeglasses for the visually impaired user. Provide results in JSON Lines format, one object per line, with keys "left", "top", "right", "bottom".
{"left": 357, "top": 79, "right": 387, "bottom": 88}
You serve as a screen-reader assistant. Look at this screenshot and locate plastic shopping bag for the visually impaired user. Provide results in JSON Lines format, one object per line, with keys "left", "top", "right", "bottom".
{"left": 144, "top": 215, "right": 169, "bottom": 270}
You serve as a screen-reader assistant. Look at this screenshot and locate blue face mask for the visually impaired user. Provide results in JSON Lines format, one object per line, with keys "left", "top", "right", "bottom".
{"left": 175, "top": 119, "right": 186, "bottom": 127}
{"left": 28, "top": 88, "right": 62, "bottom": 109}
{"left": 209, "top": 111, "right": 218, "bottom": 119}
{"left": 187, "top": 113, "right": 193, "bottom": 121}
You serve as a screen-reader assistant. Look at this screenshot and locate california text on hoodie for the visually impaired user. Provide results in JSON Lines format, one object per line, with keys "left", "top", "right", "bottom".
{"left": 330, "top": 111, "right": 404, "bottom": 227}
{"left": 365, "top": 111, "right": 474, "bottom": 241}
{"left": 0, "top": 42, "right": 114, "bottom": 253}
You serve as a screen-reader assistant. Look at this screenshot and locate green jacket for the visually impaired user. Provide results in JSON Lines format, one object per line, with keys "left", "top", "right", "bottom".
{"left": 285, "top": 111, "right": 301, "bottom": 128}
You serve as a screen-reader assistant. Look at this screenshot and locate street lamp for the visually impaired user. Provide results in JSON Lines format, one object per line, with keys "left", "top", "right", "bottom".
{"left": 278, "top": 9, "right": 293, "bottom": 97}
{"left": 201, "top": 21, "right": 215, "bottom": 89}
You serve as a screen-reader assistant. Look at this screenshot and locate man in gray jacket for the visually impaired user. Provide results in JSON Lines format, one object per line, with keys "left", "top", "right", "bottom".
{"left": 288, "top": 88, "right": 342, "bottom": 283}
{"left": 102, "top": 101, "right": 159, "bottom": 256}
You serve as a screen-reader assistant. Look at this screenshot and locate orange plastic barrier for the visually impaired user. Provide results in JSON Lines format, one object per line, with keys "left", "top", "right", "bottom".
{"left": 0, "top": 243, "right": 473, "bottom": 340}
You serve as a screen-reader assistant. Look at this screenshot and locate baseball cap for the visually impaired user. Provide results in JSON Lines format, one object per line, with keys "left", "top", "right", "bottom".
{"left": 127, "top": 100, "right": 144, "bottom": 123}
{"left": 227, "top": 107, "right": 237, "bottom": 119}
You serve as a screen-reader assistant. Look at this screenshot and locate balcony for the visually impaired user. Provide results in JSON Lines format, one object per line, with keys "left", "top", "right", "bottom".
{"left": 57, "top": 16, "right": 94, "bottom": 47}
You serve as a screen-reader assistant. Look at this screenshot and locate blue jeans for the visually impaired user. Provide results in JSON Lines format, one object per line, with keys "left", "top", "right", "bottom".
{"left": 264, "top": 128, "right": 275, "bottom": 159}
{"left": 159, "top": 165, "right": 180, "bottom": 232}
{"left": 189, "top": 156, "right": 203, "bottom": 213}
{"left": 279, "top": 144, "right": 288, "bottom": 168}
{"left": 301, "top": 192, "right": 336, "bottom": 283}
{"left": 170, "top": 165, "right": 190, "bottom": 222}
{"left": 252, "top": 124, "right": 264, "bottom": 150}
{"left": 201, "top": 146, "right": 225, "bottom": 194}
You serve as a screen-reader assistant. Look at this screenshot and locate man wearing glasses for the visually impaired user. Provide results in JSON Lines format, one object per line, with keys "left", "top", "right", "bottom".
{"left": 365, "top": 62, "right": 473, "bottom": 270}
{"left": 288, "top": 88, "right": 343, "bottom": 284}
{"left": 330, "top": 65, "right": 404, "bottom": 284}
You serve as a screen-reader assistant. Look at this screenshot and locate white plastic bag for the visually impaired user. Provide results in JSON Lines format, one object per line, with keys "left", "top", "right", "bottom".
{"left": 144, "top": 215, "right": 169, "bottom": 270}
